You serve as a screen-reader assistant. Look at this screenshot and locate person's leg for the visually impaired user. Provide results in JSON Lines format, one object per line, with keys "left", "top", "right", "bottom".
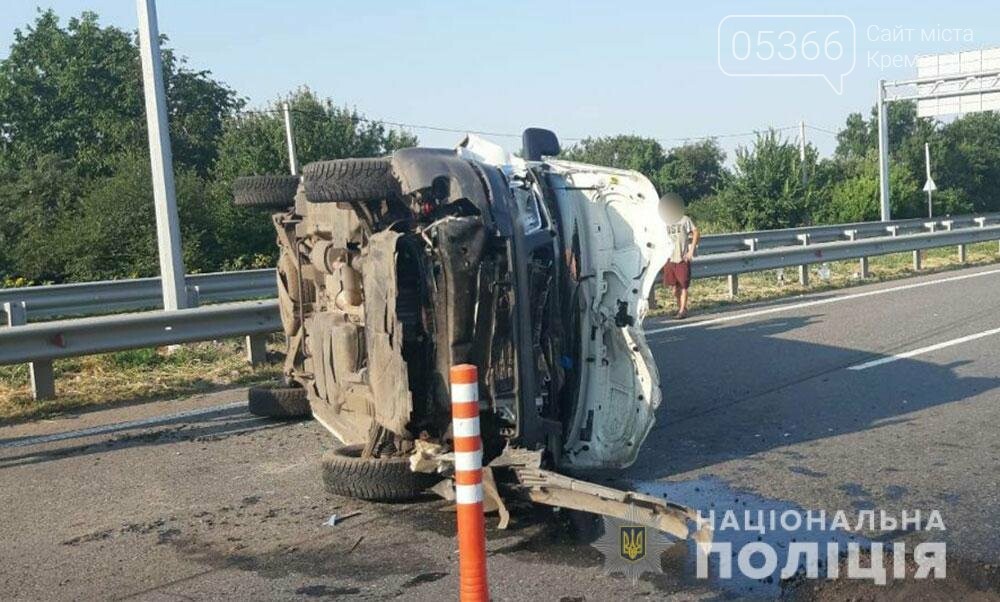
{"left": 673, "top": 285, "right": 682, "bottom": 313}
{"left": 676, "top": 261, "right": 692, "bottom": 317}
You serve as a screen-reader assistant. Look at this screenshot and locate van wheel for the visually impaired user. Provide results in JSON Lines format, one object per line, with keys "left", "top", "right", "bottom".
{"left": 233, "top": 175, "right": 300, "bottom": 208}
{"left": 321, "top": 445, "right": 440, "bottom": 502}
{"left": 248, "top": 385, "right": 310, "bottom": 418}
{"left": 302, "top": 158, "right": 397, "bottom": 204}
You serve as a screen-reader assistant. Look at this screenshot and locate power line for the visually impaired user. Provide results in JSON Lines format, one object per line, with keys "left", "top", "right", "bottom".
{"left": 657, "top": 125, "right": 800, "bottom": 142}
{"left": 805, "top": 124, "right": 840, "bottom": 136}
{"left": 235, "top": 108, "right": 526, "bottom": 140}
{"left": 234, "top": 107, "right": 812, "bottom": 146}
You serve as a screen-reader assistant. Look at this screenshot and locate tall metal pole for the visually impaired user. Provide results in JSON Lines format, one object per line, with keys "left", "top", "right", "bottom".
{"left": 876, "top": 79, "right": 892, "bottom": 222}
{"left": 925, "top": 142, "right": 933, "bottom": 218}
{"left": 136, "top": 0, "right": 187, "bottom": 310}
{"left": 282, "top": 102, "right": 299, "bottom": 176}
{"left": 798, "top": 120, "right": 807, "bottom": 185}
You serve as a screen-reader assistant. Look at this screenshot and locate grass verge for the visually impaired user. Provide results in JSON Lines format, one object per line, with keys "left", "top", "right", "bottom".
{"left": 0, "top": 336, "right": 283, "bottom": 423}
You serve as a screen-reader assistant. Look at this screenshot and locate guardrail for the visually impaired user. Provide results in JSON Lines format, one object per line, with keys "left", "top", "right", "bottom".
{"left": 1, "top": 300, "right": 280, "bottom": 401}
{"left": 3, "top": 215, "right": 1000, "bottom": 402}
{"left": 696, "top": 215, "right": 1000, "bottom": 296}
{"left": 0, "top": 269, "right": 276, "bottom": 321}
{"left": 0, "top": 300, "right": 279, "bottom": 365}
{"left": 694, "top": 223, "right": 1000, "bottom": 279}
{"left": 696, "top": 212, "right": 1000, "bottom": 255}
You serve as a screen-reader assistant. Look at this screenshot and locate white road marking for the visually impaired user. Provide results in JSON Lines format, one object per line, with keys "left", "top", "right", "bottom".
{"left": 847, "top": 325, "right": 1000, "bottom": 371}
{"left": 0, "top": 401, "right": 247, "bottom": 450}
{"left": 644, "top": 267, "right": 1000, "bottom": 335}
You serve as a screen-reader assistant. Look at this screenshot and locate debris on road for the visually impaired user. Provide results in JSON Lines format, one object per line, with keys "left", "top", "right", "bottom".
{"left": 322, "top": 511, "right": 360, "bottom": 527}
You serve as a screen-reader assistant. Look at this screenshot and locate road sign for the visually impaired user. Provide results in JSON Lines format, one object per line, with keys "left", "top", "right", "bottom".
{"left": 923, "top": 178, "right": 937, "bottom": 193}
{"left": 915, "top": 48, "right": 1000, "bottom": 117}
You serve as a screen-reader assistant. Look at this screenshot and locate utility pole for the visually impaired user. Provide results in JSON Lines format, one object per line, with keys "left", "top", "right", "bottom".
{"left": 876, "top": 79, "right": 892, "bottom": 222}
{"left": 798, "top": 120, "right": 807, "bottom": 185}
{"left": 282, "top": 102, "right": 299, "bottom": 176}
{"left": 136, "top": 0, "right": 187, "bottom": 310}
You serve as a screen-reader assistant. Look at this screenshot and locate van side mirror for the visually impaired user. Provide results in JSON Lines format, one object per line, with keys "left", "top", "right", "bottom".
{"left": 522, "top": 128, "right": 560, "bottom": 161}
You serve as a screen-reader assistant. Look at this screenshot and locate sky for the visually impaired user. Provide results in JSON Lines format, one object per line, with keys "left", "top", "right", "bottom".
{"left": 3, "top": 1, "right": 1000, "bottom": 160}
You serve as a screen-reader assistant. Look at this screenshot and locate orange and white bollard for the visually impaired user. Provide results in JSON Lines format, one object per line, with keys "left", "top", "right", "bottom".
{"left": 450, "top": 364, "right": 489, "bottom": 602}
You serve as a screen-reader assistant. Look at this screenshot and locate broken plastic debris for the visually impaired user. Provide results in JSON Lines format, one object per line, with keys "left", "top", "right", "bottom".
{"left": 323, "top": 510, "right": 360, "bottom": 527}
{"left": 410, "top": 440, "right": 446, "bottom": 474}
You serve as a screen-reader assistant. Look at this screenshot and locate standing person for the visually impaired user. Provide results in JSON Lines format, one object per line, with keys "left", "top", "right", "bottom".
{"left": 659, "top": 192, "right": 699, "bottom": 319}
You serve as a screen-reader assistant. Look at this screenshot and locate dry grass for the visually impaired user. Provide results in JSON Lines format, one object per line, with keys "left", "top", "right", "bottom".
{"left": 0, "top": 337, "right": 283, "bottom": 423}
{"left": 650, "top": 241, "right": 1000, "bottom": 316}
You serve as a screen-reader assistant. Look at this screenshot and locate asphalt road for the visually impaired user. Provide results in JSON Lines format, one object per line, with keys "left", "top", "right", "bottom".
{"left": 3, "top": 264, "right": 1000, "bottom": 600}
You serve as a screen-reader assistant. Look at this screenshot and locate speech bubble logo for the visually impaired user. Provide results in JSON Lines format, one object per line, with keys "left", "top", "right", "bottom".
{"left": 718, "top": 15, "right": 856, "bottom": 95}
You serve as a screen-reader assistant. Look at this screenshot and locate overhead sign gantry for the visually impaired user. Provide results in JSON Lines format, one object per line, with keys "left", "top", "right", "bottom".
{"left": 877, "top": 47, "right": 1000, "bottom": 221}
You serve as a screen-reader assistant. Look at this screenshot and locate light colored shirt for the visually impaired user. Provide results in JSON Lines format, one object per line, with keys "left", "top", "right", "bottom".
{"left": 666, "top": 215, "right": 695, "bottom": 263}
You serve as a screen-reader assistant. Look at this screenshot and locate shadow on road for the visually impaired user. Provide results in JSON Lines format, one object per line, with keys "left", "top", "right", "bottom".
{"left": 631, "top": 314, "right": 999, "bottom": 478}
{"left": 0, "top": 406, "right": 299, "bottom": 469}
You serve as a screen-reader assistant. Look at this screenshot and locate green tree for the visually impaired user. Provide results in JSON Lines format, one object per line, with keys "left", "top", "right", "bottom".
{"left": 660, "top": 139, "right": 726, "bottom": 202}
{"left": 815, "top": 154, "right": 928, "bottom": 223}
{"left": 0, "top": 10, "right": 239, "bottom": 282}
{"left": 0, "top": 10, "right": 239, "bottom": 176}
{"left": 713, "top": 130, "right": 817, "bottom": 230}
{"left": 835, "top": 101, "right": 930, "bottom": 163}
{"left": 834, "top": 113, "right": 873, "bottom": 161}
{"left": 0, "top": 155, "right": 85, "bottom": 281}
{"left": 54, "top": 152, "right": 218, "bottom": 281}
{"left": 936, "top": 111, "right": 1000, "bottom": 213}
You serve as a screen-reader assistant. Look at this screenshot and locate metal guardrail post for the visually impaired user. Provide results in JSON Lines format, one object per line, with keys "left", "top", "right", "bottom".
{"left": 796, "top": 234, "right": 810, "bottom": 285}
{"left": 3, "top": 301, "right": 56, "bottom": 400}
{"left": 186, "top": 285, "right": 201, "bottom": 308}
{"left": 727, "top": 274, "right": 738, "bottom": 298}
{"left": 941, "top": 221, "right": 966, "bottom": 262}
{"left": 884, "top": 224, "right": 923, "bottom": 270}
{"left": 914, "top": 223, "right": 936, "bottom": 270}
{"left": 245, "top": 334, "right": 268, "bottom": 365}
{"left": 845, "top": 230, "right": 869, "bottom": 278}
{"left": 724, "top": 239, "right": 743, "bottom": 297}
{"left": 728, "top": 238, "right": 759, "bottom": 298}
{"left": 975, "top": 217, "right": 998, "bottom": 254}
{"left": 728, "top": 247, "right": 739, "bottom": 298}
{"left": 235, "top": 273, "right": 267, "bottom": 364}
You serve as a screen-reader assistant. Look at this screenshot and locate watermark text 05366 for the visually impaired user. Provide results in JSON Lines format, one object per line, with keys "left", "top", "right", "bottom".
{"left": 718, "top": 14, "right": 856, "bottom": 94}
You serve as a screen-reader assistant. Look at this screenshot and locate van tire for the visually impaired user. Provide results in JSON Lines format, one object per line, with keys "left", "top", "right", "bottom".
{"left": 233, "top": 175, "right": 300, "bottom": 208}
{"left": 248, "top": 385, "right": 310, "bottom": 418}
{"left": 302, "top": 158, "right": 396, "bottom": 204}
{"left": 321, "top": 445, "right": 439, "bottom": 502}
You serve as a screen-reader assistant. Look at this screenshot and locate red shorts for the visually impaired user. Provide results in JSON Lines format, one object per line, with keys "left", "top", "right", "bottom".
{"left": 662, "top": 260, "right": 691, "bottom": 289}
